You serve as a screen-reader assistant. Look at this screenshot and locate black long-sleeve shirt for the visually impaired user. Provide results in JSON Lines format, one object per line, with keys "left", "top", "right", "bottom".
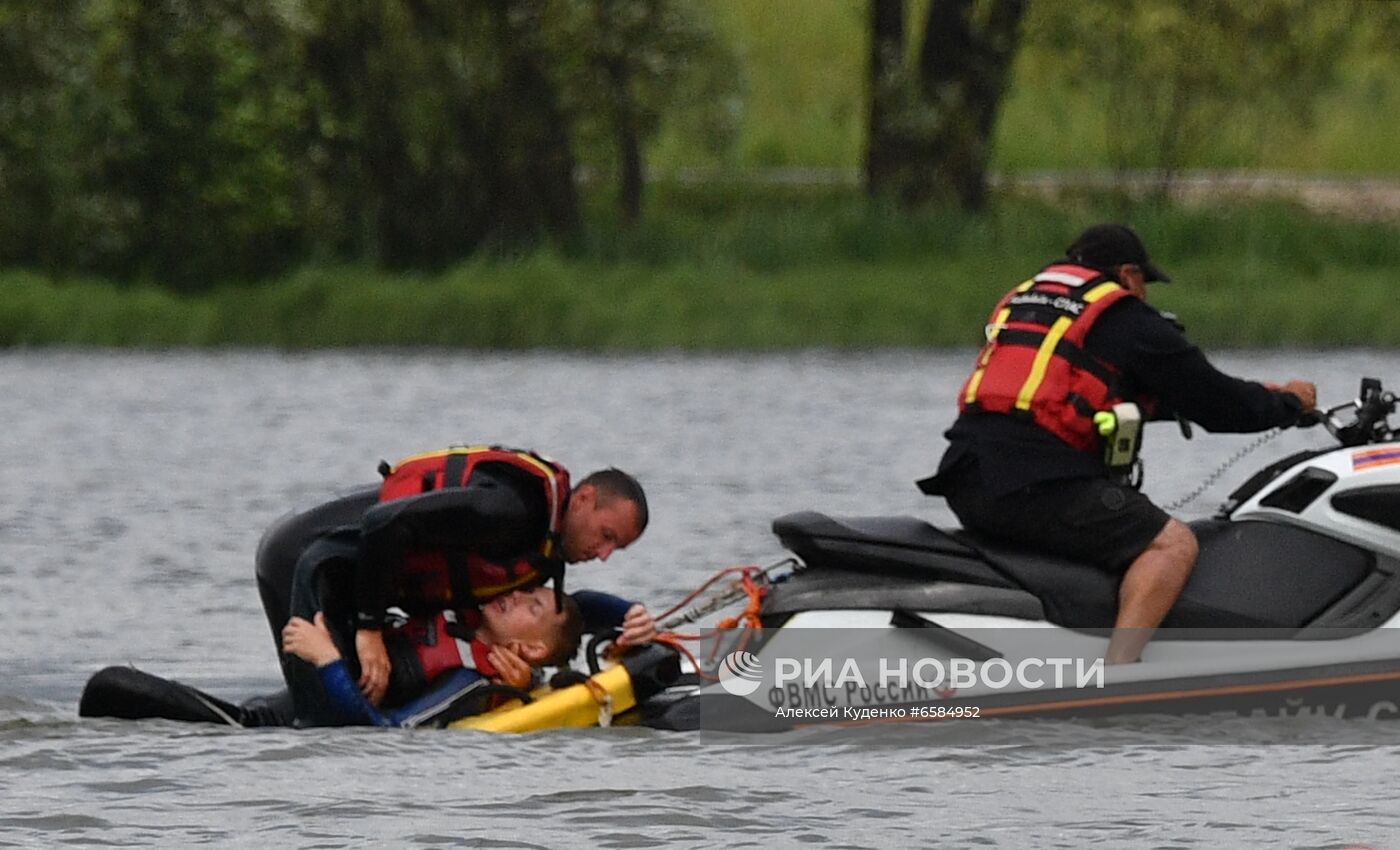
{"left": 932, "top": 295, "right": 1304, "bottom": 496}
{"left": 355, "top": 462, "right": 550, "bottom": 623}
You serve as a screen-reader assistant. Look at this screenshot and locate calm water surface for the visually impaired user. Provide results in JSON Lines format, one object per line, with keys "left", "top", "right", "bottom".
{"left": 2, "top": 349, "right": 1399, "bottom": 848}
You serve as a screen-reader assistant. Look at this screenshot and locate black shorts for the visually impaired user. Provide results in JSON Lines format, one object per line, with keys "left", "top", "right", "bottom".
{"left": 943, "top": 469, "right": 1171, "bottom": 574}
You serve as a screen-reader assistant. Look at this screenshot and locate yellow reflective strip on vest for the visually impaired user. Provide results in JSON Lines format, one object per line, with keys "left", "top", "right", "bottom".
{"left": 964, "top": 280, "right": 1035, "bottom": 405}
{"left": 536, "top": 463, "right": 561, "bottom": 554}
{"left": 1082, "top": 281, "right": 1121, "bottom": 303}
{"left": 508, "top": 453, "right": 564, "bottom": 542}
{"left": 1014, "top": 315, "right": 1073, "bottom": 411}
{"left": 963, "top": 361, "right": 988, "bottom": 406}
{"left": 385, "top": 445, "right": 491, "bottom": 474}
{"left": 1011, "top": 282, "right": 1120, "bottom": 411}
{"left": 514, "top": 453, "right": 555, "bottom": 480}
{"left": 962, "top": 314, "right": 1007, "bottom": 404}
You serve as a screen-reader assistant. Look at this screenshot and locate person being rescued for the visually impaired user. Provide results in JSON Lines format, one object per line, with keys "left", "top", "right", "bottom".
{"left": 271, "top": 445, "right": 656, "bottom": 722}
{"left": 281, "top": 585, "right": 584, "bottom": 728}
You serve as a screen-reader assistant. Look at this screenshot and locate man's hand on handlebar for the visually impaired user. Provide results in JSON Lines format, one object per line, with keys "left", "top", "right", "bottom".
{"left": 1296, "top": 378, "right": 1397, "bottom": 445}
{"left": 1267, "top": 379, "right": 1317, "bottom": 413}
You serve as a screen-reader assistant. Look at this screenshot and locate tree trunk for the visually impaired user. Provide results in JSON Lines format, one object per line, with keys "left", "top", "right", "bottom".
{"left": 911, "top": 0, "right": 1027, "bottom": 209}
{"left": 491, "top": 0, "right": 582, "bottom": 242}
{"left": 866, "top": 0, "right": 1025, "bottom": 210}
{"left": 605, "top": 57, "right": 643, "bottom": 224}
{"left": 864, "top": 0, "right": 906, "bottom": 200}
{"left": 590, "top": 0, "right": 644, "bottom": 224}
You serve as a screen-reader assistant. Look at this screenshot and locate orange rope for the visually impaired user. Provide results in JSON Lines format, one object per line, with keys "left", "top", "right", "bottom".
{"left": 713, "top": 573, "right": 766, "bottom": 632}
{"left": 603, "top": 564, "right": 759, "bottom": 662}
{"left": 656, "top": 565, "right": 764, "bottom": 622}
{"left": 616, "top": 564, "right": 774, "bottom": 682}
{"left": 653, "top": 633, "right": 716, "bottom": 681}
{"left": 653, "top": 570, "right": 771, "bottom": 681}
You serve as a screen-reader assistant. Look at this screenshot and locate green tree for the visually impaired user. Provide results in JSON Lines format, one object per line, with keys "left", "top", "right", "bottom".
{"left": 0, "top": 0, "right": 739, "bottom": 284}
{"left": 97, "top": 0, "right": 308, "bottom": 285}
{"left": 865, "top": 0, "right": 1028, "bottom": 210}
{"left": 0, "top": 1, "right": 86, "bottom": 271}
{"left": 1022, "top": 0, "right": 1379, "bottom": 194}
{"left": 299, "top": 0, "right": 581, "bottom": 268}
{"left": 0, "top": 0, "right": 308, "bottom": 287}
{"left": 546, "top": 0, "right": 738, "bottom": 222}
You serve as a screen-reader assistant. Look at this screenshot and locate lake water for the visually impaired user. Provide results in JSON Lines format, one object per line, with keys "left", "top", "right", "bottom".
{"left": 3, "top": 349, "right": 1399, "bottom": 848}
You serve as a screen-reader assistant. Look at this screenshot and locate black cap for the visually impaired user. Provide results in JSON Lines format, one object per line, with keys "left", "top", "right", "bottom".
{"left": 1066, "top": 223, "right": 1171, "bottom": 283}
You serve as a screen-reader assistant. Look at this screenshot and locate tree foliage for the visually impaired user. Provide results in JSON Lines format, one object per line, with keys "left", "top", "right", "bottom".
{"left": 297, "top": 0, "right": 583, "bottom": 270}
{"left": 545, "top": 0, "right": 739, "bottom": 222}
{"left": 0, "top": 0, "right": 733, "bottom": 288}
{"left": 865, "top": 0, "right": 1028, "bottom": 210}
{"left": 916, "top": 0, "right": 1026, "bottom": 208}
{"left": 1021, "top": 0, "right": 1387, "bottom": 192}
{"left": 0, "top": 1, "right": 311, "bottom": 285}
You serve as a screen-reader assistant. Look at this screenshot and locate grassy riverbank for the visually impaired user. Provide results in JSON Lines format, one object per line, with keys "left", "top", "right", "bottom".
{"left": 5, "top": 189, "right": 1399, "bottom": 350}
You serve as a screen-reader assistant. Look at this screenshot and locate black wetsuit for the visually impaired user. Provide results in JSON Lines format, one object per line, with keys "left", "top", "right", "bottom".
{"left": 260, "top": 464, "right": 629, "bottom": 726}
{"left": 354, "top": 460, "right": 554, "bottom": 626}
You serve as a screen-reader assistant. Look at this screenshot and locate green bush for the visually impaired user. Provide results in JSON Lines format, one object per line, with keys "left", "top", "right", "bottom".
{"left": 4, "top": 190, "right": 1397, "bottom": 350}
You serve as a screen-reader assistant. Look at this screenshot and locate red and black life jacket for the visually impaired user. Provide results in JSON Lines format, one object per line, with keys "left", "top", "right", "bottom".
{"left": 377, "top": 445, "right": 571, "bottom": 610}
{"left": 958, "top": 263, "right": 1155, "bottom": 453}
{"left": 387, "top": 609, "right": 497, "bottom": 687}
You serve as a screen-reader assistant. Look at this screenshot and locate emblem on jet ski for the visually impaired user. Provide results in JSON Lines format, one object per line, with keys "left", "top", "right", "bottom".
{"left": 718, "top": 651, "right": 765, "bottom": 696}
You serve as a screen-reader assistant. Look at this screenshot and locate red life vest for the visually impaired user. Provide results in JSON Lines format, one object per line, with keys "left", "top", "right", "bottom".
{"left": 390, "top": 609, "right": 497, "bottom": 685}
{"left": 377, "top": 446, "right": 571, "bottom": 609}
{"left": 958, "top": 263, "right": 1150, "bottom": 453}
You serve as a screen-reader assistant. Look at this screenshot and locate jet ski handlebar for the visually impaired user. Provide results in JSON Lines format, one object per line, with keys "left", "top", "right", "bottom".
{"left": 1310, "top": 377, "right": 1398, "bottom": 447}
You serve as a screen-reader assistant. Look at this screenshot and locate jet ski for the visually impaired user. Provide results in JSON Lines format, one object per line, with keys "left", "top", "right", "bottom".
{"left": 79, "top": 378, "right": 1400, "bottom": 733}
{"left": 639, "top": 377, "right": 1400, "bottom": 732}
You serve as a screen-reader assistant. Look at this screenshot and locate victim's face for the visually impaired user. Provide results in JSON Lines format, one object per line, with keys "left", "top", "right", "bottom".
{"left": 480, "top": 585, "right": 563, "bottom": 646}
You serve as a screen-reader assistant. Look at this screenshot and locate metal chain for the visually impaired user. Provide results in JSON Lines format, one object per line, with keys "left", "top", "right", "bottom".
{"left": 1160, "top": 428, "right": 1285, "bottom": 513}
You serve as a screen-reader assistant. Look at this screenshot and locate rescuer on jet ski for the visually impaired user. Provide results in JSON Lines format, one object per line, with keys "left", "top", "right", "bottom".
{"left": 280, "top": 446, "right": 655, "bottom": 708}
{"left": 920, "top": 223, "right": 1317, "bottom": 664}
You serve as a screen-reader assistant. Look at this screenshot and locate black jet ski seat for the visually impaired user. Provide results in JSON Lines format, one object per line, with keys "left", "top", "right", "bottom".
{"left": 770, "top": 512, "right": 1380, "bottom": 633}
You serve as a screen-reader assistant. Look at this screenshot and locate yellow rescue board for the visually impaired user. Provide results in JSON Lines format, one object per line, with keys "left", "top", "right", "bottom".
{"left": 449, "top": 663, "right": 638, "bottom": 733}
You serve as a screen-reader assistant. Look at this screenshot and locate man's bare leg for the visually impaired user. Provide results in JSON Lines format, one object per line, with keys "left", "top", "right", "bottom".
{"left": 1105, "top": 518, "right": 1199, "bottom": 664}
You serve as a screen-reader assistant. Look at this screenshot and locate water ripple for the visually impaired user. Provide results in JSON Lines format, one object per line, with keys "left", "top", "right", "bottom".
{"left": 5, "top": 351, "right": 1400, "bottom": 848}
